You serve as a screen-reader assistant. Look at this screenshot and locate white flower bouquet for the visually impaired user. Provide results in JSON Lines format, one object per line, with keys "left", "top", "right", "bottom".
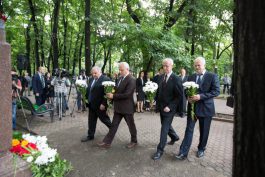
{"left": 75, "top": 79, "right": 88, "bottom": 104}
{"left": 143, "top": 81, "right": 158, "bottom": 109}
{"left": 183, "top": 81, "right": 199, "bottom": 121}
{"left": 10, "top": 133, "right": 72, "bottom": 177}
{"left": 102, "top": 81, "right": 116, "bottom": 108}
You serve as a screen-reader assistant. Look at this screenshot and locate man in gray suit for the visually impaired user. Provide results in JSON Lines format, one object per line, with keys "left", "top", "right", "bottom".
{"left": 176, "top": 57, "right": 220, "bottom": 160}
{"left": 97, "top": 62, "right": 137, "bottom": 149}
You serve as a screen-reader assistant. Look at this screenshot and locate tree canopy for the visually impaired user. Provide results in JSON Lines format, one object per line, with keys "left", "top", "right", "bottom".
{"left": 2, "top": 0, "right": 233, "bottom": 77}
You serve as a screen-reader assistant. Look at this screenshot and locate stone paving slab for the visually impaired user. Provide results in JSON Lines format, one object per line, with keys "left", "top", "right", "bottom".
{"left": 17, "top": 109, "right": 233, "bottom": 177}
{"left": 16, "top": 93, "right": 233, "bottom": 177}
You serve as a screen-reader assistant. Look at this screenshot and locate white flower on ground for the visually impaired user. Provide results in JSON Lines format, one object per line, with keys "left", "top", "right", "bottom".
{"left": 27, "top": 156, "right": 34, "bottom": 163}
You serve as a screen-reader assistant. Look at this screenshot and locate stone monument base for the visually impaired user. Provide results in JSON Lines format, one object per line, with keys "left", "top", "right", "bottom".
{"left": 0, "top": 152, "right": 31, "bottom": 177}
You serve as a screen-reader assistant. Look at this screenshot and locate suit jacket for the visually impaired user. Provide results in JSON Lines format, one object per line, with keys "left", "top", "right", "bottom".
{"left": 156, "top": 73, "right": 183, "bottom": 115}
{"left": 113, "top": 74, "right": 136, "bottom": 115}
{"left": 32, "top": 73, "right": 44, "bottom": 95}
{"left": 187, "top": 72, "right": 220, "bottom": 117}
{"left": 87, "top": 75, "right": 110, "bottom": 110}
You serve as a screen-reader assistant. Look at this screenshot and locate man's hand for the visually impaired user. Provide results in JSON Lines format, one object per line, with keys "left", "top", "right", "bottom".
{"left": 188, "top": 94, "right": 200, "bottom": 103}
{"left": 100, "top": 104, "right": 106, "bottom": 111}
{"left": 163, "top": 106, "right": 170, "bottom": 112}
{"left": 106, "top": 93, "right": 113, "bottom": 99}
{"left": 36, "top": 93, "right": 40, "bottom": 96}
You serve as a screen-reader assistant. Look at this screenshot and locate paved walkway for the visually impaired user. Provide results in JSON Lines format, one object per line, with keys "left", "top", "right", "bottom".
{"left": 17, "top": 95, "right": 233, "bottom": 177}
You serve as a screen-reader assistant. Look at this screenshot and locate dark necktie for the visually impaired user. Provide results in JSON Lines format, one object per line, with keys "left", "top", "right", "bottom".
{"left": 89, "top": 79, "right": 97, "bottom": 102}
{"left": 162, "top": 74, "right": 167, "bottom": 87}
{"left": 197, "top": 74, "right": 202, "bottom": 85}
{"left": 118, "top": 77, "right": 124, "bottom": 87}
{"left": 41, "top": 75, "right": 45, "bottom": 88}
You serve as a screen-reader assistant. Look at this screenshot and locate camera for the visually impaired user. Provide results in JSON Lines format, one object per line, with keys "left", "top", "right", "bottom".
{"left": 12, "top": 74, "right": 18, "bottom": 90}
{"left": 53, "top": 68, "right": 69, "bottom": 78}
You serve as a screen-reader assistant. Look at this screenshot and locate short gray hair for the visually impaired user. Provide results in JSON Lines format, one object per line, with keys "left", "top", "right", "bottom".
{"left": 195, "top": 56, "right": 206, "bottom": 65}
{"left": 91, "top": 66, "right": 102, "bottom": 73}
{"left": 162, "top": 58, "right": 174, "bottom": 66}
{"left": 119, "top": 62, "right": 130, "bottom": 70}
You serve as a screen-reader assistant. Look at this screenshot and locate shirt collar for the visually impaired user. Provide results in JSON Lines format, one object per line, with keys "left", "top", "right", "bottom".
{"left": 197, "top": 70, "right": 206, "bottom": 76}
{"left": 165, "top": 71, "right": 173, "bottom": 78}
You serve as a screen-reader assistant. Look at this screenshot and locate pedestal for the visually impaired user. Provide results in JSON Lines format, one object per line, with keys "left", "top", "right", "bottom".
{"left": 0, "top": 26, "right": 31, "bottom": 177}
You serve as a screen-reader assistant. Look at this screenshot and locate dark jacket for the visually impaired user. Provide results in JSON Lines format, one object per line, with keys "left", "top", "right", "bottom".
{"left": 187, "top": 72, "right": 220, "bottom": 117}
{"left": 87, "top": 74, "right": 110, "bottom": 110}
{"left": 156, "top": 73, "right": 184, "bottom": 116}
{"left": 113, "top": 74, "right": 136, "bottom": 115}
{"left": 32, "top": 73, "right": 45, "bottom": 95}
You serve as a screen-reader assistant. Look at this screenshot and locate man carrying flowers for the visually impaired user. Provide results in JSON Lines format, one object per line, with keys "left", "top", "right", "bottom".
{"left": 152, "top": 58, "right": 184, "bottom": 160}
{"left": 80, "top": 66, "right": 112, "bottom": 142}
{"left": 176, "top": 57, "right": 220, "bottom": 160}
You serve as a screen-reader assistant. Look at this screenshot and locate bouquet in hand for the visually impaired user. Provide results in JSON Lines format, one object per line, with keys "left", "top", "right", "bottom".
{"left": 75, "top": 79, "right": 88, "bottom": 104}
{"left": 102, "top": 81, "right": 116, "bottom": 108}
{"left": 183, "top": 81, "right": 199, "bottom": 121}
{"left": 143, "top": 81, "right": 158, "bottom": 110}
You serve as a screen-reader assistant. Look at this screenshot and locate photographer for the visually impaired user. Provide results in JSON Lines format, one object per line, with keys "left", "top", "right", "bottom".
{"left": 11, "top": 68, "right": 22, "bottom": 130}
{"left": 51, "top": 69, "right": 71, "bottom": 115}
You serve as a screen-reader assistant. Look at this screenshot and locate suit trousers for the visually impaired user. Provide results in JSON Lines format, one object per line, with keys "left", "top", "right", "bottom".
{"left": 157, "top": 111, "right": 178, "bottom": 152}
{"left": 103, "top": 112, "right": 137, "bottom": 144}
{"left": 88, "top": 108, "right": 112, "bottom": 137}
{"left": 179, "top": 116, "right": 212, "bottom": 155}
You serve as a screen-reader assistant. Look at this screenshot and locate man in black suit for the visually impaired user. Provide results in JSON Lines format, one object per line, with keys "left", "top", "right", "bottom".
{"left": 176, "top": 57, "right": 220, "bottom": 160}
{"left": 152, "top": 58, "right": 184, "bottom": 160}
{"left": 32, "top": 67, "right": 46, "bottom": 106}
{"left": 97, "top": 62, "right": 137, "bottom": 149}
{"left": 81, "top": 66, "right": 112, "bottom": 142}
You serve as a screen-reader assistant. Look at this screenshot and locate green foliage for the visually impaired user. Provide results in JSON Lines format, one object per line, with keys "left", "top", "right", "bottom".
{"left": 2, "top": 0, "right": 233, "bottom": 76}
{"left": 30, "top": 154, "right": 72, "bottom": 177}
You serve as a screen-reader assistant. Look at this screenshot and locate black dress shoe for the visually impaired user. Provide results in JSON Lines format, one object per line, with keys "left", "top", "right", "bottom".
{"left": 81, "top": 136, "right": 94, "bottom": 142}
{"left": 197, "top": 150, "right": 204, "bottom": 158}
{"left": 175, "top": 153, "right": 187, "bottom": 160}
{"left": 152, "top": 152, "right": 163, "bottom": 160}
{"left": 167, "top": 137, "right": 180, "bottom": 145}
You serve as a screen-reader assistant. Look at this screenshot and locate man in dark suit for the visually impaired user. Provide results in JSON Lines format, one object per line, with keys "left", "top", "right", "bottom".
{"left": 32, "top": 67, "right": 46, "bottom": 106}
{"left": 81, "top": 66, "right": 112, "bottom": 142}
{"left": 176, "top": 57, "right": 220, "bottom": 160}
{"left": 152, "top": 58, "right": 184, "bottom": 160}
{"left": 97, "top": 62, "right": 137, "bottom": 149}
{"left": 179, "top": 68, "right": 188, "bottom": 113}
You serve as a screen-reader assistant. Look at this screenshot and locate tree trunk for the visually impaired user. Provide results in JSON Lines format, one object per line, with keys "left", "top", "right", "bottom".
{"left": 102, "top": 45, "right": 111, "bottom": 73}
{"left": 67, "top": 31, "right": 73, "bottom": 71}
{"left": 78, "top": 35, "right": 84, "bottom": 72}
{"left": 51, "top": 0, "right": 61, "bottom": 69}
{"left": 71, "top": 32, "right": 80, "bottom": 76}
{"left": 62, "top": 0, "right": 67, "bottom": 69}
{"left": 28, "top": 0, "right": 40, "bottom": 70}
{"left": 85, "top": 0, "right": 91, "bottom": 76}
{"left": 0, "top": 0, "right": 3, "bottom": 13}
{"left": 25, "top": 23, "right": 31, "bottom": 76}
{"left": 39, "top": 22, "right": 45, "bottom": 66}
{"left": 233, "top": 1, "right": 265, "bottom": 177}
